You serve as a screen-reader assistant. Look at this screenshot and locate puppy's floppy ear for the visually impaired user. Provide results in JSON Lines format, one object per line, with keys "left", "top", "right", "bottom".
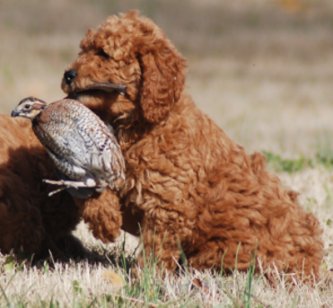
{"left": 137, "top": 38, "right": 186, "bottom": 124}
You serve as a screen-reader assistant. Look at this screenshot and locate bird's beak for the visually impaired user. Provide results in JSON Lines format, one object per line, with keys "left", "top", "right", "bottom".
{"left": 11, "top": 110, "right": 19, "bottom": 117}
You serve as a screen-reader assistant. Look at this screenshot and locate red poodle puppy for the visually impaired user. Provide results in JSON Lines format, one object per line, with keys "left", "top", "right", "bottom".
{"left": 61, "top": 11, "right": 323, "bottom": 279}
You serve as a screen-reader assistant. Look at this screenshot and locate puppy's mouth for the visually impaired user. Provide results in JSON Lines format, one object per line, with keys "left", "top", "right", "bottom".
{"left": 67, "top": 82, "right": 127, "bottom": 97}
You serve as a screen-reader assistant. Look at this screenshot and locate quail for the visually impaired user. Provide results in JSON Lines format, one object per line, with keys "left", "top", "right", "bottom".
{"left": 11, "top": 97, "right": 125, "bottom": 197}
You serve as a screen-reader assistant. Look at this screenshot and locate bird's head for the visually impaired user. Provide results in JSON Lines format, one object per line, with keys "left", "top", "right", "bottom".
{"left": 11, "top": 97, "right": 47, "bottom": 119}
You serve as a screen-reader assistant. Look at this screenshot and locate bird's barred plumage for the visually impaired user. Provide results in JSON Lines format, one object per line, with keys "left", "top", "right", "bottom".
{"left": 12, "top": 97, "right": 125, "bottom": 194}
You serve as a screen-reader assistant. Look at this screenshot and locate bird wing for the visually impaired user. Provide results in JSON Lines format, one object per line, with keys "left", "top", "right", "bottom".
{"left": 35, "top": 100, "right": 125, "bottom": 185}
{"left": 33, "top": 119, "right": 92, "bottom": 179}
{"left": 72, "top": 110, "right": 126, "bottom": 183}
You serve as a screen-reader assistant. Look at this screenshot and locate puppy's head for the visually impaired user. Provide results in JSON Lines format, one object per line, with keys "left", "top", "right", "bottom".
{"left": 62, "top": 11, "right": 186, "bottom": 126}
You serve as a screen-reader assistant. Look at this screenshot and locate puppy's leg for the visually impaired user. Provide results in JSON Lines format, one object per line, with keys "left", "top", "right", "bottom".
{"left": 138, "top": 218, "right": 181, "bottom": 272}
{"left": 187, "top": 239, "right": 254, "bottom": 273}
{"left": 78, "top": 189, "right": 122, "bottom": 243}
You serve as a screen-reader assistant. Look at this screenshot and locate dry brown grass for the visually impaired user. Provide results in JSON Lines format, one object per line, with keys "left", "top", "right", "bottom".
{"left": 1, "top": 0, "right": 333, "bottom": 306}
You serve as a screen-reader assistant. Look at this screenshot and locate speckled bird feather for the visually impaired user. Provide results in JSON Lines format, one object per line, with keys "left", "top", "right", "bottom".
{"left": 33, "top": 99, "right": 125, "bottom": 189}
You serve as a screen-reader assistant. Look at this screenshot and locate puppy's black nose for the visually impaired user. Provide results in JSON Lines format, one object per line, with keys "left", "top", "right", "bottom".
{"left": 64, "top": 69, "right": 77, "bottom": 84}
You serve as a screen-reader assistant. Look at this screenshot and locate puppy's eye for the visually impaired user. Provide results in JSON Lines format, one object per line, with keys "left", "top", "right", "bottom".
{"left": 96, "top": 49, "right": 109, "bottom": 59}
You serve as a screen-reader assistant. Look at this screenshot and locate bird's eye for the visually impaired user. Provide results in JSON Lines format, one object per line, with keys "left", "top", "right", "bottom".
{"left": 24, "top": 104, "right": 30, "bottom": 110}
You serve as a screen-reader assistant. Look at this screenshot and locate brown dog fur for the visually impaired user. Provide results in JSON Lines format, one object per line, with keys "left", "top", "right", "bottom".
{"left": 61, "top": 11, "right": 324, "bottom": 280}
{"left": 0, "top": 115, "right": 122, "bottom": 260}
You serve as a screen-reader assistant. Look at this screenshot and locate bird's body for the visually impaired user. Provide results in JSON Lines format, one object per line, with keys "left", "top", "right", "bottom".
{"left": 11, "top": 97, "right": 125, "bottom": 196}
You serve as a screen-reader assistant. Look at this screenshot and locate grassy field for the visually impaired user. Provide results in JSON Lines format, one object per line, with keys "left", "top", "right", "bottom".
{"left": 1, "top": 0, "right": 333, "bottom": 306}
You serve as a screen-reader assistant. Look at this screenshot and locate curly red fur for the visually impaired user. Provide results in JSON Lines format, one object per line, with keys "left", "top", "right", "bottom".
{"left": 62, "top": 11, "right": 324, "bottom": 280}
{"left": 77, "top": 190, "right": 122, "bottom": 243}
{"left": 0, "top": 116, "right": 122, "bottom": 260}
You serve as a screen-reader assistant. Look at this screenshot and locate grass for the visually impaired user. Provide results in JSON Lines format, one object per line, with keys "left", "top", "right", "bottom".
{"left": 0, "top": 251, "right": 331, "bottom": 307}
{"left": 243, "top": 257, "right": 256, "bottom": 308}
{"left": 264, "top": 151, "right": 333, "bottom": 173}
{"left": 264, "top": 151, "right": 313, "bottom": 173}
{"left": 1, "top": 0, "right": 333, "bottom": 306}
{"left": 264, "top": 146, "right": 333, "bottom": 173}
{"left": 1, "top": 210, "right": 333, "bottom": 307}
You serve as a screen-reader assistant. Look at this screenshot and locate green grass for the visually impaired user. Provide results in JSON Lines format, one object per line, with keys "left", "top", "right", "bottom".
{"left": 263, "top": 151, "right": 313, "bottom": 173}
{"left": 243, "top": 257, "right": 256, "bottom": 308}
{"left": 264, "top": 150, "right": 333, "bottom": 173}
